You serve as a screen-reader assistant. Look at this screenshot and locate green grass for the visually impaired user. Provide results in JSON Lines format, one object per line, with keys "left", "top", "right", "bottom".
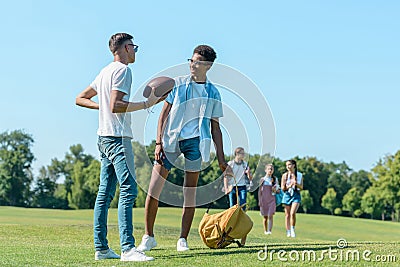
{"left": 0, "top": 206, "right": 399, "bottom": 266}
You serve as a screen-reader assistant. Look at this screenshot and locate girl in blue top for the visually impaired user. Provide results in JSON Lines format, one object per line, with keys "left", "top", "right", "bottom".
{"left": 281, "top": 159, "right": 303, "bottom": 238}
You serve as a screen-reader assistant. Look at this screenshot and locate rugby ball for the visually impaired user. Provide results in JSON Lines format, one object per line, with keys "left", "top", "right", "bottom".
{"left": 143, "top": 76, "right": 175, "bottom": 100}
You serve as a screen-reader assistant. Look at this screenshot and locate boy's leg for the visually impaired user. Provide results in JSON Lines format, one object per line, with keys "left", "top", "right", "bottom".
{"left": 228, "top": 188, "right": 236, "bottom": 207}
{"left": 239, "top": 187, "right": 247, "bottom": 208}
{"left": 94, "top": 137, "right": 118, "bottom": 251}
{"left": 113, "top": 139, "right": 137, "bottom": 252}
{"left": 144, "top": 164, "right": 169, "bottom": 236}
{"left": 180, "top": 171, "right": 199, "bottom": 239}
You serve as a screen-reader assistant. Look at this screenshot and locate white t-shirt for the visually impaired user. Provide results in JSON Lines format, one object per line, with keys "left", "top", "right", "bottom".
{"left": 227, "top": 160, "right": 248, "bottom": 186}
{"left": 178, "top": 82, "right": 205, "bottom": 140}
{"left": 285, "top": 172, "right": 303, "bottom": 189}
{"left": 90, "top": 61, "right": 133, "bottom": 138}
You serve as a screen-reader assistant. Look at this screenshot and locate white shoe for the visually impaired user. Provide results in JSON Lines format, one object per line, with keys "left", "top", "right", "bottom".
{"left": 95, "top": 248, "right": 120, "bottom": 260}
{"left": 176, "top": 238, "right": 190, "bottom": 252}
{"left": 290, "top": 229, "right": 296, "bottom": 238}
{"left": 286, "top": 230, "right": 291, "bottom": 237}
{"left": 264, "top": 231, "right": 272, "bottom": 235}
{"left": 120, "top": 247, "right": 154, "bottom": 262}
{"left": 137, "top": 234, "right": 157, "bottom": 252}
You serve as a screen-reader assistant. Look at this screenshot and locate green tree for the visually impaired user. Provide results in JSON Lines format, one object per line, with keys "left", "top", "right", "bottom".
{"left": 371, "top": 151, "right": 400, "bottom": 222}
{"left": 334, "top": 208, "right": 342, "bottom": 215}
{"left": 326, "top": 161, "right": 351, "bottom": 203}
{"left": 349, "top": 170, "right": 372, "bottom": 194}
{"left": 361, "top": 187, "right": 384, "bottom": 219}
{"left": 68, "top": 159, "right": 100, "bottom": 209}
{"left": 354, "top": 209, "right": 363, "bottom": 218}
{"left": 296, "top": 157, "right": 330, "bottom": 213}
{"left": 0, "top": 130, "right": 35, "bottom": 206}
{"left": 246, "top": 192, "right": 257, "bottom": 210}
{"left": 327, "top": 173, "right": 350, "bottom": 203}
{"left": 32, "top": 166, "right": 64, "bottom": 208}
{"left": 342, "top": 187, "right": 361, "bottom": 217}
{"left": 300, "top": 190, "right": 313, "bottom": 213}
{"left": 321, "top": 188, "right": 339, "bottom": 215}
{"left": 47, "top": 144, "right": 98, "bottom": 209}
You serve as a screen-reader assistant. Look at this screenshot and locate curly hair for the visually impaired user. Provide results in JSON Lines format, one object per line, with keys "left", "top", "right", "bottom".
{"left": 109, "top": 33, "right": 133, "bottom": 54}
{"left": 193, "top": 45, "right": 217, "bottom": 62}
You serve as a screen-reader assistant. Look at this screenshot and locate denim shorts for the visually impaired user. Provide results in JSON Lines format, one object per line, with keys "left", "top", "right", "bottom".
{"left": 282, "top": 190, "right": 302, "bottom": 205}
{"left": 158, "top": 137, "right": 201, "bottom": 172}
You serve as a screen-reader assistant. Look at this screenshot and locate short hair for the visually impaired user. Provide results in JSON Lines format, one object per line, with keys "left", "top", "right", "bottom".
{"left": 193, "top": 45, "right": 217, "bottom": 62}
{"left": 109, "top": 33, "right": 133, "bottom": 54}
{"left": 234, "top": 147, "right": 244, "bottom": 156}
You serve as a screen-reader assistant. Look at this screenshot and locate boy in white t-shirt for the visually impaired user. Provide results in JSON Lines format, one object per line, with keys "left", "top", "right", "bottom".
{"left": 76, "top": 33, "right": 158, "bottom": 262}
{"left": 223, "top": 147, "right": 253, "bottom": 246}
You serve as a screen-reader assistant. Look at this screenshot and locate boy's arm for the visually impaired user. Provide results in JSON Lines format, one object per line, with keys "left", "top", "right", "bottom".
{"left": 75, "top": 86, "right": 99, "bottom": 110}
{"left": 210, "top": 118, "right": 230, "bottom": 173}
{"left": 154, "top": 101, "right": 172, "bottom": 162}
{"left": 223, "top": 176, "right": 229, "bottom": 194}
{"left": 245, "top": 164, "right": 253, "bottom": 180}
{"left": 109, "top": 90, "right": 159, "bottom": 113}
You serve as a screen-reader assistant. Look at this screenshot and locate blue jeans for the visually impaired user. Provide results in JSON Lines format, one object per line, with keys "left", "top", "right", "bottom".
{"left": 94, "top": 136, "right": 138, "bottom": 252}
{"left": 228, "top": 185, "right": 247, "bottom": 209}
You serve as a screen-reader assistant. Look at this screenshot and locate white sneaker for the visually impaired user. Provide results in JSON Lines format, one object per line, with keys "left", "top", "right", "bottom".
{"left": 290, "top": 229, "right": 296, "bottom": 238}
{"left": 94, "top": 248, "right": 120, "bottom": 260}
{"left": 120, "top": 247, "right": 154, "bottom": 262}
{"left": 137, "top": 234, "right": 157, "bottom": 252}
{"left": 264, "top": 231, "right": 272, "bottom": 235}
{"left": 176, "top": 238, "right": 190, "bottom": 252}
{"left": 286, "top": 230, "right": 291, "bottom": 237}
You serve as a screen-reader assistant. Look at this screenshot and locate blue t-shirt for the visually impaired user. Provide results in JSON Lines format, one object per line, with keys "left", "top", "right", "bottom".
{"left": 163, "top": 75, "right": 223, "bottom": 162}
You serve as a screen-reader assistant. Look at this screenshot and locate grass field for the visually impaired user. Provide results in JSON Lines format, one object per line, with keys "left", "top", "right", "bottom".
{"left": 0, "top": 206, "right": 399, "bottom": 266}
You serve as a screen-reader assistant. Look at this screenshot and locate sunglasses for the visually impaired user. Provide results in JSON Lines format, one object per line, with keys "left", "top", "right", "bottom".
{"left": 126, "top": 44, "right": 139, "bottom": 53}
{"left": 187, "top": 59, "right": 211, "bottom": 66}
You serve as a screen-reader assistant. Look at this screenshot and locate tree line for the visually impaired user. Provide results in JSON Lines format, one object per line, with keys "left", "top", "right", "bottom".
{"left": 0, "top": 130, "right": 399, "bottom": 222}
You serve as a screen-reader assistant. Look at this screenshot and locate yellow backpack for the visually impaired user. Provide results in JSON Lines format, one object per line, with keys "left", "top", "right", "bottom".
{"left": 198, "top": 187, "right": 253, "bottom": 249}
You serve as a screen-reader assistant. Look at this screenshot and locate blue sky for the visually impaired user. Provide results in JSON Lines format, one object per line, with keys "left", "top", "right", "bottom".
{"left": 0, "top": 0, "right": 399, "bottom": 173}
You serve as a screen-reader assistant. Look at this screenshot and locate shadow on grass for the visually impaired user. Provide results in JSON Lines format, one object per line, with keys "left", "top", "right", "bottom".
{"left": 159, "top": 247, "right": 258, "bottom": 259}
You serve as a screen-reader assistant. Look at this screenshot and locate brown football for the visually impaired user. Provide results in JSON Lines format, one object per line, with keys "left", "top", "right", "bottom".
{"left": 143, "top": 76, "right": 175, "bottom": 100}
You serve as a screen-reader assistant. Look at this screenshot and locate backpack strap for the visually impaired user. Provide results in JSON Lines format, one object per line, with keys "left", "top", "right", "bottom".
{"left": 206, "top": 174, "right": 226, "bottom": 213}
